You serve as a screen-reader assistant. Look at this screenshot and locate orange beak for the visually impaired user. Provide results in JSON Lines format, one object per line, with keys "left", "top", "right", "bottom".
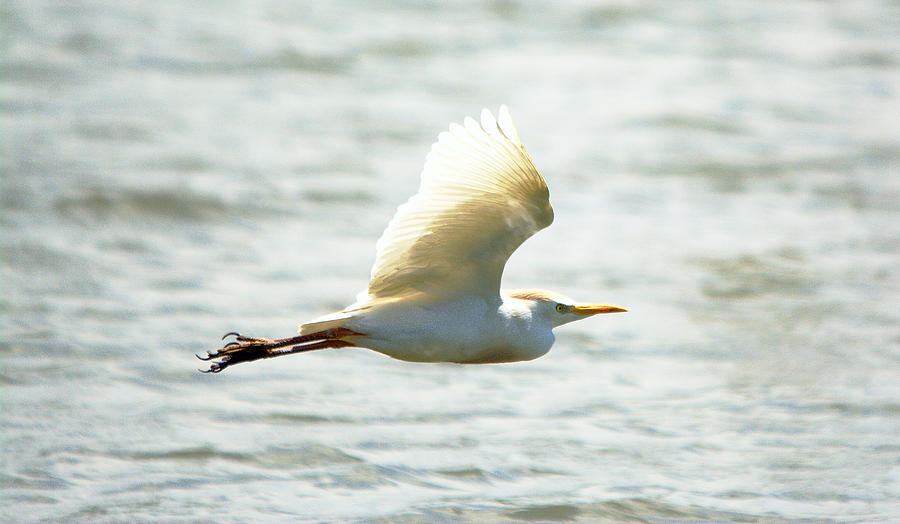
{"left": 572, "top": 304, "right": 628, "bottom": 315}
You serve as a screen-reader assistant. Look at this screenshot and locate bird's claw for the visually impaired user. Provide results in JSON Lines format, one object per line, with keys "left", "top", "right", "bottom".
{"left": 198, "top": 362, "right": 225, "bottom": 373}
{"left": 198, "top": 333, "right": 274, "bottom": 373}
{"left": 197, "top": 351, "right": 236, "bottom": 373}
{"left": 220, "top": 331, "right": 270, "bottom": 344}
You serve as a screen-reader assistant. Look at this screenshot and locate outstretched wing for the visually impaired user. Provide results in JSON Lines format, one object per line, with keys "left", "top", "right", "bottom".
{"left": 362, "top": 105, "right": 553, "bottom": 303}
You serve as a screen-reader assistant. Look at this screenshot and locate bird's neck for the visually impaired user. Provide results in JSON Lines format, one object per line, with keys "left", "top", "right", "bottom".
{"left": 498, "top": 292, "right": 547, "bottom": 330}
{"left": 496, "top": 292, "right": 555, "bottom": 360}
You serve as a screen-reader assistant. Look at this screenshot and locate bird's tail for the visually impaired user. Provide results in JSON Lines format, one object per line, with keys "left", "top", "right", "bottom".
{"left": 298, "top": 311, "right": 354, "bottom": 335}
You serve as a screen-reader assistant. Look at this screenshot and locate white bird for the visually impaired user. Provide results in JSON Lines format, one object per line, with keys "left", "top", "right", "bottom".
{"left": 199, "top": 106, "right": 625, "bottom": 373}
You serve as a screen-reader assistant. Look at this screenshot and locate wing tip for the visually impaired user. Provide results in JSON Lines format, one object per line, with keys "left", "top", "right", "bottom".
{"left": 496, "top": 105, "right": 521, "bottom": 146}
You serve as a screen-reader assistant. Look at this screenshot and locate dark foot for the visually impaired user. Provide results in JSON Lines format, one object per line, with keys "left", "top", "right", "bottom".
{"left": 197, "top": 328, "right": 364, "bottom": 373}
{"left": 197, "top": 332, "right": 276, "bottom": 373}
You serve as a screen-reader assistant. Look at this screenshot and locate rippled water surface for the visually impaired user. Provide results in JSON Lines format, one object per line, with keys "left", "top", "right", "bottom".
{"left": 3, "top": 1, "right": 899, "bottom": 521}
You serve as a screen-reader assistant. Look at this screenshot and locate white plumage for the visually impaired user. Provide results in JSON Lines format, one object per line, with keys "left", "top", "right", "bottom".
{"left": 200, "top": 106, "right": 625, "bottom": 373}
{"left": 362, "top": 106, "right": 552, "bottom": 303}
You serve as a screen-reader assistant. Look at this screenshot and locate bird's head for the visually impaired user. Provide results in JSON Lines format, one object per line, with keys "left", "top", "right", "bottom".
{"left": 506, "top": 289, "right": 627, "bottom": 329}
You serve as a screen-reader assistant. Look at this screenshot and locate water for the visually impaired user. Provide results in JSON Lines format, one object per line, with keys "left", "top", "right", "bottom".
{"left": 2, "top": 1, "right": 899, "bottom": 521}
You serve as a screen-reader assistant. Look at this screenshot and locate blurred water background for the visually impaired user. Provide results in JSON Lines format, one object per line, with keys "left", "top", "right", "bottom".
{"left": 2, "top": 0, "right": 899, "bottom": 521}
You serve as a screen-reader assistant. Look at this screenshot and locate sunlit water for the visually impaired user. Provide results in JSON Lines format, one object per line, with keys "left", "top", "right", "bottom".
{"left": 2, "top": 1, "right": 899, "bottom": 521}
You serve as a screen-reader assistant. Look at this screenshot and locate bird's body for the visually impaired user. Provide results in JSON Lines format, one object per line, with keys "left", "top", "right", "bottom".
{"left": 199, "top": 106, "right": 625, "bottom": 373}
{"left": 309, "top": 290, "right": 556, "bottom": 364}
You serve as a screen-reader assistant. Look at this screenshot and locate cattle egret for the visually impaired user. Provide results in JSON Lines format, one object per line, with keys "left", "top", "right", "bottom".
{"left": 198, "top": 106, "right": 625, "bottom": 373}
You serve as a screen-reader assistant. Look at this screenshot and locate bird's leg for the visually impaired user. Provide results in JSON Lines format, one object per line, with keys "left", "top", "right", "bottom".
{"left": 197, "top": 328, "right": 361, "bottom": 373}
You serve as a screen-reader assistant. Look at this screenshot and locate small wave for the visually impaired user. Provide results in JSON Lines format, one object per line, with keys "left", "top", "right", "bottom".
{"left": 73, "top": 121, "right": 153, "bottom": 142}
{"left": 252, "top": 444, "right": 363, "bottom": 469}
{"left": 0, "top": 471, "right": 71, "bottom": 491}
{"left": 123, "top": 445, "right": 253, "bottom": 463}
{"left": 258, "top": 48, "right": 351, "bottom": 74}
{"left": 506, "top": 504, "right": 582, "bottom": 521}
{"left": 130, "top": 49, "right": 353, "bottom": 76}
{"left": 695, "top": 252, "right": 819, "bottom": 300}
{"left": 434, "top": 467, "right": 493, "bottom": 482}
{"left": 253, "top": 411, "right": 352, "bottom": 424}
{"left": 53, "top": 188, "right": 232, "bottom": 222}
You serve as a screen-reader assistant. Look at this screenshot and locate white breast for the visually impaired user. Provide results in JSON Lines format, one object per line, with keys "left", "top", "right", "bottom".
{"left": 345, "top": 294, "right": 554, "bottom": 363}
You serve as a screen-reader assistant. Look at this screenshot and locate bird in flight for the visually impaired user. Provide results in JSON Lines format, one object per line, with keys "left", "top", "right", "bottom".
{"left": 198, "top": 105, "right": 625, "bottom": 373}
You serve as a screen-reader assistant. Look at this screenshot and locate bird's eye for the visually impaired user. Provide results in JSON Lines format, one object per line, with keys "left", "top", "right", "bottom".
{"left": 555, "top": 304, "right": 566, "bottom": 313}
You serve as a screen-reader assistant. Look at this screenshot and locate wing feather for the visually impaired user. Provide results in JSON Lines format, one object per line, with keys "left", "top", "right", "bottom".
{"left": 362, "top": 106, "right": 553, "bottom": 303}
